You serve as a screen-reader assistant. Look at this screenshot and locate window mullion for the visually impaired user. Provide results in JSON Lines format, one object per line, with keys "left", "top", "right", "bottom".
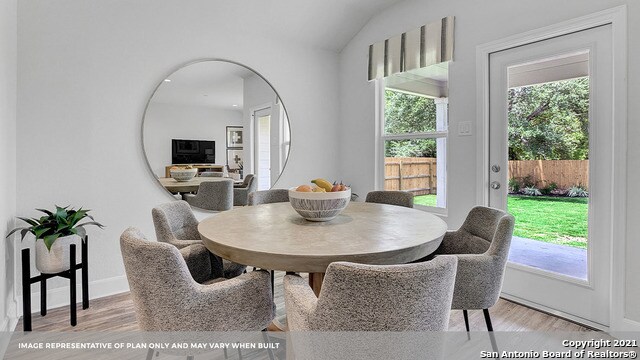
{"left": 382, "top": 131, "right": 448, "bottom": 141}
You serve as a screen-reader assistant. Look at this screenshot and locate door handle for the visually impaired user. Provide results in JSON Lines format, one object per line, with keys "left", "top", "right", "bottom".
{"left": 491, "top": 181, "right": 501, "bottom": 190}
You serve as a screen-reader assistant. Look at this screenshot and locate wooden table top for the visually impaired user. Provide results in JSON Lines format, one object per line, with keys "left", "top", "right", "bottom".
{"left": 198, "top": 202, "right": 447, "bottom": 273}
{"left": 158, "top": 177, "right": 240, "bottom": 193}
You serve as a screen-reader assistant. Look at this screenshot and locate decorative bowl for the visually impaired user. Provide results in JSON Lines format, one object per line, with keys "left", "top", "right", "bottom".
{"left": 288, "top": 187, "right": 351, "bottom": 222}
{"left": 170, "top": 168, "right": 197, "bottom": 182}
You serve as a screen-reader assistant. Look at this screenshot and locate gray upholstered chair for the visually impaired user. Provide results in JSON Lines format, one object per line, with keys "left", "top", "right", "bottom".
{"left": 152, "top": 201, "right": 246, "bottom": 279}
{"left": 247, "top": 189, "right": 289, "bottom": 206}
{"left": 233, "top": 174, "right": 257, "bottom": 206}
{"left": 200, "top": 171, "right": 224, "bottom": 177}
{"left": 120, "top": 227, "right": 275, "bottom": 333}
{"left": 284, "top": 256, "right": 457, "bottom": 331}
{"left": 184, "top": 179, "right": 233, "bottom": 211}
{"left": 233, "top": 173, "right": 254, "bottom": 188}
{"left": 431, "top": 206, "right": 515, "bottom": 332}
{"left": 178, "top": 242, "right": 226, "bottom": 284}
{"left": 365, "top": 190, "right": 414, "bottom": 208}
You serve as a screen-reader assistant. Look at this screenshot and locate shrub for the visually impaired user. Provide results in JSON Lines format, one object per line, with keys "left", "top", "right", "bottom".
{"left": 522, "top": 175, "right": 535, "bottom": 188}
{"left": 567, "top": 186, "right": 588, "bottom": 197}
{"left": 508, "top": 178, "right": 521, "bottom": 193}
{"left": 541, "top": 182, "right": 558, "bottom": 195}
{"left": 522, "top": 187, "right": 542, "bottom": 196}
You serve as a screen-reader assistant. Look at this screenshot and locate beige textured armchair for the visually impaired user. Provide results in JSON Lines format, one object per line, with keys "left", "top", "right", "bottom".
{"left": 120, "top": 227, "right": 275, "bottom": 332}
{"left": 233, "top": 174, "right": 257, "bottom": 206}
{"left": 284, "top": 256, "right": 458, "bottom": 331}
{"left": 365, "top": 190, "right": 414, "bottom": 208}
{"left": 152, "top": 201, "right": 245, "bottom": 278}
{"left": 431, "top": 206, "right": 515, "bottom": 331}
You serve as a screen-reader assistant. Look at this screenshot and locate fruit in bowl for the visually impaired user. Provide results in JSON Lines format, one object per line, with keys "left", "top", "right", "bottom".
{"left": 170, "top": 166, "right": 197, "bottom": 182}
{"left": 289, "top": 178, "right": 351, "bottom": 222}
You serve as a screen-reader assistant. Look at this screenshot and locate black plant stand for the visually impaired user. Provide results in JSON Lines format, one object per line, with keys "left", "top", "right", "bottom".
{"left": 21, "top": 236, "right": 89, "bottom": 331}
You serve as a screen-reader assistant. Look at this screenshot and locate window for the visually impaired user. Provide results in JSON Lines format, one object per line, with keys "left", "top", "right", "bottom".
{"left": 378, "top": 66, "right": 449, "bottom": 210}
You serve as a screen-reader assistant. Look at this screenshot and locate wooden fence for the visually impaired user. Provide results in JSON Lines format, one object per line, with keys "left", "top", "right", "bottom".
{"left": 384, "top": 157, "right": 437, "bottom": 195}
{"left": 508, "top": 160, "right": 589, "bottom": 189}
{"left": 384, "top": 158, "right": 589, "bottom": 194}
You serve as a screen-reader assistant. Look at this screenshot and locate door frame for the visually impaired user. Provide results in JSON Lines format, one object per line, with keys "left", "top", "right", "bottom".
{"left": 248, "top": 103, "right": 272, "bottom": 179}
{"left": 475, "top": 6, "right": 628, "bottom": 331}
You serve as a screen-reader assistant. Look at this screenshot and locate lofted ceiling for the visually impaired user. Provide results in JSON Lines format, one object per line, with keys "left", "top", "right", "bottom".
{"left": 147, "top": 0, "right": 409, "bottom": 110}
{"left": 236, "top": 0, "right": 407, "bottom": 52}
{"left": 150, "top": 61, "right": 256, "bottom": 110}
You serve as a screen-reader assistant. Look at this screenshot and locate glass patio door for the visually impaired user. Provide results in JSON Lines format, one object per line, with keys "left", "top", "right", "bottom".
{"left": 488, "top": 25, "right": 613, "bottom": 327}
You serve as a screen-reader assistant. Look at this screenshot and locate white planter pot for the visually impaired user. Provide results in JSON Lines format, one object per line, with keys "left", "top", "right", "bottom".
{"left": 35, "top": 235, "right": 82, "bottom": 274}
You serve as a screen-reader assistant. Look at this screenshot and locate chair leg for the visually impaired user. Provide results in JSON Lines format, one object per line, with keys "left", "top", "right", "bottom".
{"left": 484, "top": 308, "right": 499, "bottom": 354}
{"left": 462, "top": 310, "right": 470, "bottom": 332}
{"left": 145, "top": 348, "right": 154, "bottom": 360}
{"left": 270, "top": 270, "right": 275, "bottom": 297}
{"left": 223, "top": 347, "right": 228, "bottom": 359}
{"left": 483, "top": 308, "right": 493, "bottom": 331}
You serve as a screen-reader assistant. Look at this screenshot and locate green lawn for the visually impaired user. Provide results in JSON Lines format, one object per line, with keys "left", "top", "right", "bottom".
{"left": 414, "top": 194, "right": 588, "bottom": 249}
{"left": 414, "top": 194, "right": 437, "bottom": 207}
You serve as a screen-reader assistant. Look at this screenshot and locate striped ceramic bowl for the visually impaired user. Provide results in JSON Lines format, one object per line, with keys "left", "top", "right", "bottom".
{"left": 288, "top": 187, "right": 351, "bottom": 222}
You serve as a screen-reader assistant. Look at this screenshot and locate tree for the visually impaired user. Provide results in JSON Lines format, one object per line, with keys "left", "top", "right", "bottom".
{"left": 508, "top": 77, "right": 589, "bottom": 160}
{"left": 384, "top": 90, "right": 437, "bottom": 157}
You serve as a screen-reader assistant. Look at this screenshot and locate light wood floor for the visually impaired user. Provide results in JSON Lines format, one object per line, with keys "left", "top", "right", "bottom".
{"left": 15, "top": 270, "right": 590, "bottom": 332}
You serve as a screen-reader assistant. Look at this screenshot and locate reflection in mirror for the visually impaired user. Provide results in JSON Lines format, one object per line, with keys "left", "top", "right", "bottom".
{"left": 142, "top": 60, "right": 290, "bottom": 209}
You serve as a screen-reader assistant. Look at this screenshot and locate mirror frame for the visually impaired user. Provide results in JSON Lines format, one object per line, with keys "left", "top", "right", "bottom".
{"left": 141, "top": 58, "right": 292, "bottom": 203}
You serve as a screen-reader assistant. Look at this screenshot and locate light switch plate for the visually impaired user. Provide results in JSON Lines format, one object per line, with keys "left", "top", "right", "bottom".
{"left": 458, "top": 121, "right": 472, "bottom": 136}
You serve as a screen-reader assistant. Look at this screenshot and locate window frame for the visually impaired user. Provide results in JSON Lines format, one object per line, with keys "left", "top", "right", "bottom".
{"left": 376, "top": 80, "right": 448, "bottom": 214}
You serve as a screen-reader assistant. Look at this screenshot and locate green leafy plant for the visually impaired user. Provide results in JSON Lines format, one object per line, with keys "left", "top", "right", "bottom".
{"left": 6, "top": 205, "right": 104, "bottom": 250}
{"left": 567, "top": 186, "right": 588, "bottom": 198}
{"left": 522, "top": 187, "right": 542, "bottom": 196}
{"left": 541, "top": 182, "right": 558, "bottom": 195}
{"left": 508, "top": 178, "right": 521, "bottom": 193}
{"left": 522, "top": 175, "right": 536, "bottom": 188}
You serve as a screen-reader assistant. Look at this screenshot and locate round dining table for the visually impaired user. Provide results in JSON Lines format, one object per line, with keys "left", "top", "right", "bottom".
{"left": 198, "top": 201, "right": 447, "bottom": 296}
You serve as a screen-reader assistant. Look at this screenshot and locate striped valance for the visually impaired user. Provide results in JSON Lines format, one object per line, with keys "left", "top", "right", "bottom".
{"left": 368, "top": 16, "right": 454, "bottom": 81}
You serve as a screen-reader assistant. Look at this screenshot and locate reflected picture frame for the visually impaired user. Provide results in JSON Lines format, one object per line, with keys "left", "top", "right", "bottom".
{"left": 226, "top": 126, "right": 244, "bottom": 148}
{"left": 227, "top": 149, "right": 244, "bottom": 170}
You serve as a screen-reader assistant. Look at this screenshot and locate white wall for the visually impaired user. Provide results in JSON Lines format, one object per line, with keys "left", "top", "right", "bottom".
{"left": 338, "top": 0, "right": 638, "bottom": 327}
{"left": 0, "top": 0, "right": 17, "bottom": 331}
{"left": 143, "top": 102, "right": 242, "bottom": 178}
{"left": 16, "top": 0, "right": 340, "bottom": 309}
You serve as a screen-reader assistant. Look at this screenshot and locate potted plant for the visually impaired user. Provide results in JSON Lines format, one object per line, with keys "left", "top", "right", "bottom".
{"left": 6, "top": 205, "right": 104, "bottom": 273}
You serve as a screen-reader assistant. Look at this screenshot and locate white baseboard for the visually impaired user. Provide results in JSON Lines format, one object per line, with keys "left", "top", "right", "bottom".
{"left": 0, "top": 316, "right": 8, "bottom": 332}
{"left": 615, "top": 317, "right": 640, "bottom": 332}
{"left": 500, "top": 293, "right": 608, "bottom": 331}
{"left": 16, "top": 275, "right": 129, "bottom": 316}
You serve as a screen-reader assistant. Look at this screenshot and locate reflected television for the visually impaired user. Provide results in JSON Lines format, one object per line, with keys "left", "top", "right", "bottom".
{"left": 171, "top": 139, "right": 215, "bottom": 164}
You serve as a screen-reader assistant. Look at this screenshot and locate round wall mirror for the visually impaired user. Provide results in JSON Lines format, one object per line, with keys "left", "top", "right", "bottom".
{"left": 142, "top": 59, "right": 291, "bottom": 210}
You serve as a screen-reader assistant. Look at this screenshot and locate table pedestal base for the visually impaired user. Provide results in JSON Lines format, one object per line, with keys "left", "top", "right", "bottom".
{"left": 308, "top": 272, "right": 325, "bottom": 297}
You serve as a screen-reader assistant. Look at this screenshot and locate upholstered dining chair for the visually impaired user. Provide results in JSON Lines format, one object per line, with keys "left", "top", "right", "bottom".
{"left": 234, "top": 173, "right": 254, "bottom": 188}
{"left": 430, "top": 206, "right": 515, "bottom": 332}
{"left": 284, "top": 256, "right": 458, "bottom": 331}
{"left": 233, "top": 174, "right": 257, "bottom": 206}
{"left": 365, "top": 190, "right": 414, "bottom": 208}
{"left": 247, "top": 189, "right": 289, "bottom": 206}
{"left": 152, "top": 201, "right": 246, "bottom": 279}
{"left": 183, "top": 179, "right": 233, "bottom": 211}
{"left": 120, "top": 228, "right": 275, "bottom": 359}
